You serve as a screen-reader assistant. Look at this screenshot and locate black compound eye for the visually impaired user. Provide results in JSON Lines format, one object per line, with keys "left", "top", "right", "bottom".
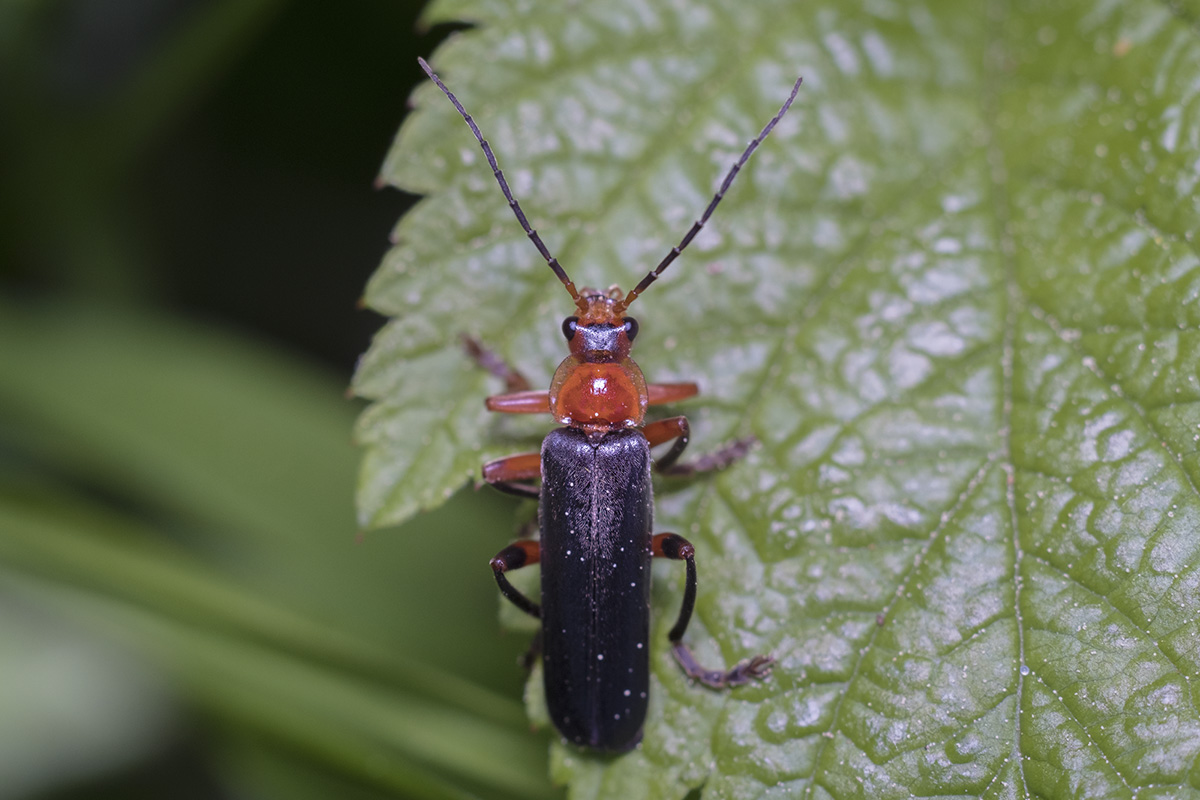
{"left": 623, "top": 317, "right": 639, "bottom": 341}
{"left": 561, "top": 316, "right": 579, "bottom": 340}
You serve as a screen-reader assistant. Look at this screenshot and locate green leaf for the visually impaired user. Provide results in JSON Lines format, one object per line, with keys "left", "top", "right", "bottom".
{"left": 356, "top": 0, "right": 1200, "bottom": 797}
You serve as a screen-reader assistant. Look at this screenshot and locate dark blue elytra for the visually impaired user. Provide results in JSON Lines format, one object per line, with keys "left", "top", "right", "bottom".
{"left": 539, "top": 427, "right": 652, "bottom": 751}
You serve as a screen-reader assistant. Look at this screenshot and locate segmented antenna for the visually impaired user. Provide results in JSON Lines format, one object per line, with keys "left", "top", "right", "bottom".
{"left": 614, "top": 75, "right": 804, "bottom": 314}
{"left": 418, "top": 57, "right": 585, "bottom": 310}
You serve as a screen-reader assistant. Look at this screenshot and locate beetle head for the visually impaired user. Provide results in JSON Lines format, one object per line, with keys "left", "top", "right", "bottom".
{"left": 560, "top": 286, "right": 639, "bottom": 361}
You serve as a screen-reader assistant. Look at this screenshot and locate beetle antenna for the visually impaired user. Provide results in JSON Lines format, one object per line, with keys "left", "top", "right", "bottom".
{"left": 615, "top": 75, "right": 804, "bottom": 314}
{"left": 418, "top": 57, "right": 585, "bottom": 310}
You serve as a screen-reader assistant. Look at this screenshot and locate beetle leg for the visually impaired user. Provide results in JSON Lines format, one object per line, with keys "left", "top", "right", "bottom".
{"left": 463, "top": 335, "right": 552, "bottom": 414}
{"left": 490, "top": 539, "right": 541, "bottom": 619}
{"left": 647, "top": 382, "right": 699, "bottom": 406}
{"left": 643, "top": 416, "right": 691, "bottom": 472}
{"left": 463, "top": 335, "right": 531, "bottom": 392}
{"left": 486, "top": 390, "right": 552, "bottom": 415}
{"left": 482, "top": 452, "right": 541, "bottom": 499}
{"left": 670, "top": 434, "right": 756, "bottom": 476}
{"left": 643, "top": 416, "right": 756, "bottom": 476}
{"left": 652, "top": 533, "right": 774, "bottom": 688}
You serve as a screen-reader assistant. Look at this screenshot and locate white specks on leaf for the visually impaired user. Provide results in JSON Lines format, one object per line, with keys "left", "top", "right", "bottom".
{"left": 823, "top": 31, "right": 860, "bottom": 76}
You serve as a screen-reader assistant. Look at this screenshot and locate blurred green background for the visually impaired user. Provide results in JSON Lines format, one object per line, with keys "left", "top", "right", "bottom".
{"left": 0, "top": 2, "right": 556, "bottom": 798}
